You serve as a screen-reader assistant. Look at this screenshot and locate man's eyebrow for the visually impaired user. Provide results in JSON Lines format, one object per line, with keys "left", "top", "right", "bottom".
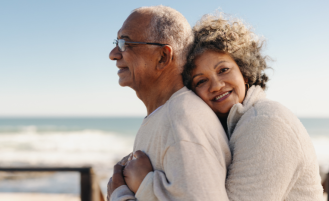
{"left": 118, "top": 35, "right": 130, "bottom": 39}
{"left": 214, "top": 61, "right": 227, "bottom": 69}
{"left": 192, "top": 73, "right": 203, "bottom": 80}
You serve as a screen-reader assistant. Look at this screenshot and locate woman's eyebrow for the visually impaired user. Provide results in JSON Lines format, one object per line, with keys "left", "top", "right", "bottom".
{"left": 192, "top": 73, "right": 203, "bottom": 80}
{"left": 214, "top": 61, "right": 227, "bottom": 69}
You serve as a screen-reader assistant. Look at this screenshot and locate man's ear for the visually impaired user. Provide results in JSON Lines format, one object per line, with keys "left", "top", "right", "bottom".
{"left": 157, "top": 45, "right": 173, "bottom": 70}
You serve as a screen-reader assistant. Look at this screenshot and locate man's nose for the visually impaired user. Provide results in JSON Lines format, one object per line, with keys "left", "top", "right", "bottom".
{"left": 109, "top": 46, "right": 122, "bottom": 60}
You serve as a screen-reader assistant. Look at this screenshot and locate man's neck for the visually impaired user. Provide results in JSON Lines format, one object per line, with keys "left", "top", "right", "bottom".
{"left": 137, "top": 74, "right": 184, "bottom": 116}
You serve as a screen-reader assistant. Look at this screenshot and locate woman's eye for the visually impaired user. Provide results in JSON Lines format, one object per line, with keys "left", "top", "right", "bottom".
{"left": 219, "top": 68, "right": 229, "bottom": 74}
{"left": 196, "top": 79, "right": 206, "bottom": 87}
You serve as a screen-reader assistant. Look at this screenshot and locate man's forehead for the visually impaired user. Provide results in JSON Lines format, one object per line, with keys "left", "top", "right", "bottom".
{"left": 117, "top": 12, "right": 152, "bottom": 40}
{"left": 116, "top": 28, "right": 131, "bottom": 40}
{"left": 116, "top": 28, "right": 132, "bottom": 40}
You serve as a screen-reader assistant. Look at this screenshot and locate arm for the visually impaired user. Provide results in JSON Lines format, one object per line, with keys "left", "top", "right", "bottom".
{"left": 135, "top": 141, "right": 229, "bottom": 201}
{"left": 110, "top": 141, "right": 229, "bottom": 201}
{"left": 226, "top": 116, "right": 302, "bottom": 201}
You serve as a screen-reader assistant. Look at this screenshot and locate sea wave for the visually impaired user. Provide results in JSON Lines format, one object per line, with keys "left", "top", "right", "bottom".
{"left": 0, "top": 129, "right": 135, "bottom": 194}
{"left": 1, "top": 128, "right": 328, "bottom": 168}
{"left": 311, "top": 136, "right": 329, "bottom": 174}
{"left": 0, "top": 129, "right": 134, "bottom": 174}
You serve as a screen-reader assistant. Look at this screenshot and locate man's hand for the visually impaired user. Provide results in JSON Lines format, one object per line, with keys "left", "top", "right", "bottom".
{"left": 107, "top": 163, "right": 126, "bottom": 201}
{"left": 123, "top": 150, "right": 153, "bottom": 193}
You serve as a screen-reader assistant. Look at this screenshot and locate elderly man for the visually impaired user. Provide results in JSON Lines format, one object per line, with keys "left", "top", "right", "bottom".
{"left": 108, "top": 6, "right": 231, "bottom": 201}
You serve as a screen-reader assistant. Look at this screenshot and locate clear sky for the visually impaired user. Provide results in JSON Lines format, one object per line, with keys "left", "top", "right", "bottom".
{"left": 1, "top": 0, "right": 328, "bottom": 117}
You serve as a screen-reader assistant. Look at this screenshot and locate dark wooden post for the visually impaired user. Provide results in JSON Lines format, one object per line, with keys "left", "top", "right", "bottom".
{"left": 80, "top": 168, "right": 92, "bottom": 201}
{"left": 80, "top": 167, "right": 105, "bottom": 201}
{"left": 327, "top": 173, "right": 329, "bottom": 201}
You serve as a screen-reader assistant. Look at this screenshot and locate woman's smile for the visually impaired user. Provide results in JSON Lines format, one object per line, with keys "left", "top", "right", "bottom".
{"left": 213, "top": 91, "right": 231, "bottom": 102}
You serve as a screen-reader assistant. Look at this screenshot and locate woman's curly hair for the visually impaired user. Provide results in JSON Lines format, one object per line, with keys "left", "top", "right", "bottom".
{"left": 182, "top": 13, "right": 271, "bottom": 89}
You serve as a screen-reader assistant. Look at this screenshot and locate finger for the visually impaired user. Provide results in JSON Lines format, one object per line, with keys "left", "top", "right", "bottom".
{"left": 133, "top": 150, "right": 146, "bottom": 159}
{"left": 122, "top": 167, "right": 128, "bottom": 177}
{"left": 118, "top": 152, "right": 132, "bottom": 166}
{"left": 128, "top": 152, "right": 133, "bottom": 161}
{"left": 112, "top": 164, "right": 125, "bottom": 184}
{"left": 125, "top": 158, "right": 131, "bottom": 167}
{"left": 113, "top": 164, "right": 124, "bottom": 175}
{"left": 107, "top": 177, "right": 113, "bottom": 188}
{"left": 107, "top": 177, "right": 113, "bottom": 198}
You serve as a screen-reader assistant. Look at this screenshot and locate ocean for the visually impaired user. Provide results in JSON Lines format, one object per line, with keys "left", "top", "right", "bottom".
{"left": 0, "top": 117, "right": 328, "bottom": 196}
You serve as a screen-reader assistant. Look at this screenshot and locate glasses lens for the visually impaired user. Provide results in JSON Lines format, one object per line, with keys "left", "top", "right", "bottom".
{"left": 118, "top": 39, "right": 125, "bottom": 52}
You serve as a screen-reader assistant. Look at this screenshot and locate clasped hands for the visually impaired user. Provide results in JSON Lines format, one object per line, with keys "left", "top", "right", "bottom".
{"left": 107, "top": 150, "right": 153, "bottom": 200}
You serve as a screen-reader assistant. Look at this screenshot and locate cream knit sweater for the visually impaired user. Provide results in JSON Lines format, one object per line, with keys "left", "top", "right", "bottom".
{"left": 111, "top": 86, "right": 323, "bottom": 201}
{"left": 225, "top": 86, "right": 323, "bottom": 201}
{"left": 111, "top": 87, "right": 231, "bottom": 201}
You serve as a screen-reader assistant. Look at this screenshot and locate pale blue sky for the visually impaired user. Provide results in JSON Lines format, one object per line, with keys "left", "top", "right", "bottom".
{"left": 0, "top": 0, "right": 328, "bottom": 117}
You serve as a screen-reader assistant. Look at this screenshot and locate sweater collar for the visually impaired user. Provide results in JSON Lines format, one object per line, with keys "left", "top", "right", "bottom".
{"left": 226, "top": 85, "right": 266, "bottom": 138}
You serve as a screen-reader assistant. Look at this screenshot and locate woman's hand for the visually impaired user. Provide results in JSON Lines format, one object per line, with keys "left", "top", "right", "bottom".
{"left": 107, "top": 153, "right": 132, "bottom": 200}
{"left": 118, "top": 152, "right": 133, "bottom": 166}
{"left": 107, "top": 163, "right": 125, "bottom": 200}
{"left": 123, "top": 150, "right": 153, "bottom": 193}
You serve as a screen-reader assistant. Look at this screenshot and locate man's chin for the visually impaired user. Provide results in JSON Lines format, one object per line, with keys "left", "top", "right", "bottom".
{"left": 118, "top": 79, "right": 132, "bottom": 87}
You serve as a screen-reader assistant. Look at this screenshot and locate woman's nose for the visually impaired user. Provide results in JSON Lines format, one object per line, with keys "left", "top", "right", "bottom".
{"left": 209, "top": 78, "right": 224, "bottom": 93}
{"left": 109, "top": 46, "right": 122, "bottom": 60}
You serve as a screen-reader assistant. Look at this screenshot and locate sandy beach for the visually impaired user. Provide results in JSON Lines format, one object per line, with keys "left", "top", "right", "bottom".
{"left": 0, "top": 192, "right": 326, "bottom": 201}
{"left": 0, "top": 193, "right": 80, "bottom": 201}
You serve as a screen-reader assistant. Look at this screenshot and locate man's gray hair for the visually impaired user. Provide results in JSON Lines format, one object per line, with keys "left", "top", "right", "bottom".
{"left": 133, "top": 6, "right": 194, "bottom": 70}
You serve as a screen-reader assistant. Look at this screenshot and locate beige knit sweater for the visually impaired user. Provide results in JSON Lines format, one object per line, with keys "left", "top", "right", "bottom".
{"left": 225, "top": 85, "right": 323, "bottom": 201}
{"left": 110, "top": 87, "right": 231, "bottom": 201}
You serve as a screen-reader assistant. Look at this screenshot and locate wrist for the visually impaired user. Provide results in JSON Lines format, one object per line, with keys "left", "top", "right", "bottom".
{"left": 135, "top": 171, "right": 154, "bottom": 199}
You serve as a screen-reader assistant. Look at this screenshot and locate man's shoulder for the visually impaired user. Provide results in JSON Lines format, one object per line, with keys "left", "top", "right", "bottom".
{"left": 166, "top": 87, "right": 214, "bottom": 118}
{"left": 161, "top": 87, "right": 229, "bottom": 160}
{"left": 162, "top": 87, "right": 225, "bottom": 140}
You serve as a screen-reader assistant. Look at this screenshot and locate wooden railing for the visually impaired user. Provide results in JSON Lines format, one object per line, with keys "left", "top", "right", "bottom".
{"left": 324, "top": 173, "right": 329, "bottom": 201}
{"left": 0, "top": 167, "right": 105, "bottom": 201}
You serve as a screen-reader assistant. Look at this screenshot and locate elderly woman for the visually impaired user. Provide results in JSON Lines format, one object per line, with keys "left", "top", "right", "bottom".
{"left": 181, "top": 13, "right": 323, "bottom": 200}
{"left": 115, "top": 14, "right": 323, "bottom": 200}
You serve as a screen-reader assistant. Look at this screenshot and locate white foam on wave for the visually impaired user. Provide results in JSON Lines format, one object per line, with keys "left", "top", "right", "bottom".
{"left": 0, "top": 129, "right": 136, "bottom": 194}
{"left": 0, "top": 129, "right": 134, "bottom": 170}
{"left": 311, "top": 136, "right": 329, "bottom": 173}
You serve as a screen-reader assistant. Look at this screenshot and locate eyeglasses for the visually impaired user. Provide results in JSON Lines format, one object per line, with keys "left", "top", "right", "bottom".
{"left": 113, "top": 39, "right": 168, "bottom": 52}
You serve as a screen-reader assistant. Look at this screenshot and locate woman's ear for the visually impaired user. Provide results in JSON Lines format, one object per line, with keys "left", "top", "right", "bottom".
{"left": 244, "top": 77, "right": 248, "bottom": 84}
{"left": 157, "top": 45, "right": 173, "bottom": 70}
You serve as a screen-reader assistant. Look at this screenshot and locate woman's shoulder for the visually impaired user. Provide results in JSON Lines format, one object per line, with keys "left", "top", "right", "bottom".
{"left": 251, "top": 98, "right": 296, "bottom": 120}
{"left": 235, "top": 86, "right": 297, "bottom": 122}
{"left": 232, "top": 97, "right": 318, "bottom": 175}
{"left": 236, "top": 98, "right": 310, "bottom": 150}
{"left": 242, "top": 98, "right": 304, "bottom": 135}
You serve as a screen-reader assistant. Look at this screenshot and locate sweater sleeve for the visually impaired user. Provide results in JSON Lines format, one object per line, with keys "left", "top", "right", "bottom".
{"left": 110, "top": 185, "right": 135, "bottom": 201}
{"left": 226, "top": 115, "right": 303, "bottom": 201}
{"left": 135, "top": 141, "right": 229, "bottom": 201}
